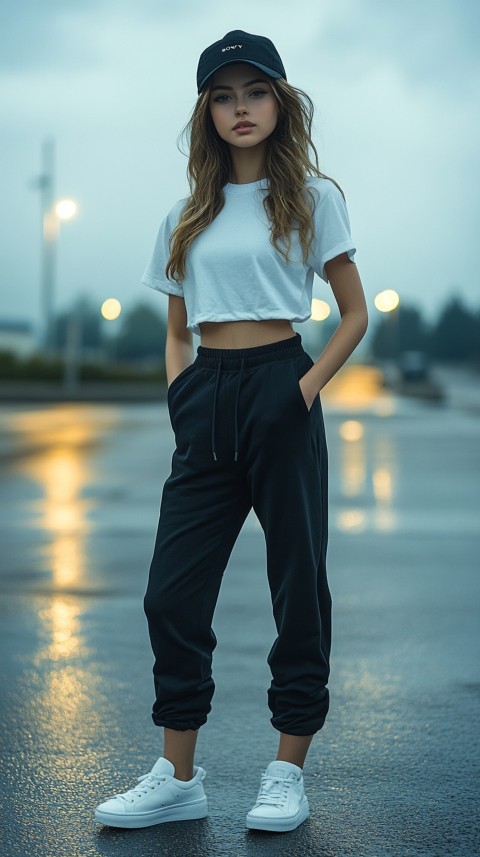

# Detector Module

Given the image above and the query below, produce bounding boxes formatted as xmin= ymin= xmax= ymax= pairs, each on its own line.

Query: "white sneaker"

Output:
xmin=246 ymin=760 xmax=309 ymax=832
xmin=95 ymin=756 xmax=207 ymax=828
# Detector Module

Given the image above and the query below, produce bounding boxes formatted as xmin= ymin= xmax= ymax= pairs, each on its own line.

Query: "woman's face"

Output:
xmin=208 ymin=62 xmax=278 ymax=149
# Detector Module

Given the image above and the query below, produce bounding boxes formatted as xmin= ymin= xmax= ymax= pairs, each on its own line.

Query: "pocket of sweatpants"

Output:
xmin=291 ymin=354 xmax=316 ymax=415
xmin=167 ymin=363 xmax=196 ymax=410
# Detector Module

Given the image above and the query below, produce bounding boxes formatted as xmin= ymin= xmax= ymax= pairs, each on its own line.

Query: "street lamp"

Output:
xmin=374 ymin=289 xmax=400 ymax=314
xmin=311 ymin=298 xmax=331 ymax=322
xmin=55 ymin=199 xmax=77 ymax=221
xmin=101 ymin=298 xmax=122 ymax=321
xmin=33 ymin=139 xmax=78 ymax=354
xmin=100 ymin=298 xmax=122 ymax=364
xmin=374 ymin=289 xmax=400 ymax=361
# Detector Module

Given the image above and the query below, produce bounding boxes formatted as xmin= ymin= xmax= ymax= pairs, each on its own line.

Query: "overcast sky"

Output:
xmin=1 ymin=0 xmax=479 ymax=339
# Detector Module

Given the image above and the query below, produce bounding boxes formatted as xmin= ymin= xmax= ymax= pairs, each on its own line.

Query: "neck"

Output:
xmin=228 ymin=143 xmax=267 ymax=184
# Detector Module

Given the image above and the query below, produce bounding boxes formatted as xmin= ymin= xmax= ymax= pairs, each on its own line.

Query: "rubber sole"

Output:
xmin=246 ymin=797 xmax=309 ymax=832
xmin=95 ymin=797 xmax=208 ymax=828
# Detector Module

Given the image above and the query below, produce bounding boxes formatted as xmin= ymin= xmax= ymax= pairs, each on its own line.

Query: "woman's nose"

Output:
xmin=235 ymin=98 xmax=248 ymax=114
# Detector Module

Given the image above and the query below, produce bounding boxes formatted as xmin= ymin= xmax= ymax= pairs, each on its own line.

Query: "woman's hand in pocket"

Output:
xmin=298 ymin=371 xmax=319 ymax=412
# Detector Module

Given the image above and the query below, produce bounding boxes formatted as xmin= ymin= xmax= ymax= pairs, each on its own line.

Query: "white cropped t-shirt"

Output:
xmin=141 ymin=176 xmax=356 ymax=336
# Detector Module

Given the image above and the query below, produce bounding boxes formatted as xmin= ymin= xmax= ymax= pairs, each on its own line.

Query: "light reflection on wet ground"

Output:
xmin=0 ymin=367 xmax=479 ymax=856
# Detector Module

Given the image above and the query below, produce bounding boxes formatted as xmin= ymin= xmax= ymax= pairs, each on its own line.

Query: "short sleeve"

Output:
xmin=141 ymin=198 xmax=188 ymax=297
xmin=307 ymin=178 xmax=356 ymax=283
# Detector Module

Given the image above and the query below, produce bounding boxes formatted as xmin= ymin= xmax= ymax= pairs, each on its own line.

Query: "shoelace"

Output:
xmin=115 ymin=773 xmax=168 ymax=804
xmin=255 ymin=774 xmax=292 ymax=808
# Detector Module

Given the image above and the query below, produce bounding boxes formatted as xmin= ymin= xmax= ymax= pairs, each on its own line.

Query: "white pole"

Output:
xmin=39 ymin=139 xmax=58 ymax=353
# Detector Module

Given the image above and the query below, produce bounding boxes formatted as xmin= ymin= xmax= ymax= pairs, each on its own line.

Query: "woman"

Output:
xmin=95 ymin=29 xmax=368 ymax=834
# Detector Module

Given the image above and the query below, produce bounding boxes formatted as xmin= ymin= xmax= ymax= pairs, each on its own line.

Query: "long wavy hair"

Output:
xmin=166 ymin=77 xmax=344 ymax=283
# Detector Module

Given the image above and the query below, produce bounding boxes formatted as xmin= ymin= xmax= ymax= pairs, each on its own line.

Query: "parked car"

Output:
xmin=398 ymin=350 xmax=430 ymax=383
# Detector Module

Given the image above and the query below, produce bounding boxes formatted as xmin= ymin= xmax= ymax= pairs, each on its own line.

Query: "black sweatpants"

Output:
xmin=143 ymin=332 xmax=331 ymax=736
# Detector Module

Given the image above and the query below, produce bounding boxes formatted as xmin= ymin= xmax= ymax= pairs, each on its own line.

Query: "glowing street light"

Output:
xmin=374 ymin=289 xmax=400 ymax=313
xmin=55 ymin=199 xmax=77 ymax=221
xmin=311 ymin=299 xmax=331 ymax=322
xmin=101 ymin=299 xmax=122 ymax=321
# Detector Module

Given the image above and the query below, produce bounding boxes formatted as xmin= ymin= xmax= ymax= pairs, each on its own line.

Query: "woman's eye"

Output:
xmin=212 ymin=89 xmax=267 ymax=104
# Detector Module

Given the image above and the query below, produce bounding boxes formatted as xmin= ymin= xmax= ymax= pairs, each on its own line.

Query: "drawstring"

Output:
xmin=211 ymin=355 xmax=245 ymax=463
xmin=234 ymin=356 xmax=245 ymax=462
xmin=203 ymin=334 xmax=302 ymax=463
xmin=211 ymin=356 xmax=222 ymax=462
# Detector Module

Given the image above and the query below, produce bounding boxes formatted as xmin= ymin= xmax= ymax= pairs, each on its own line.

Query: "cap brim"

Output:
xmin=198 ymin=60 xmax=282 ymax=93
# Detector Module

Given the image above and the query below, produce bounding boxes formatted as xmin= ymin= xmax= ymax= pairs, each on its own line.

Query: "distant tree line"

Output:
xmin=1 ymin=292 xmax=477 ymax=382
xmin=371 ymin=296 xmax=480 ymax=363
xmin=49 ymin=292 xmax=479 ymax=366
xmin=52 ymin=296 xmax=167 ymax=365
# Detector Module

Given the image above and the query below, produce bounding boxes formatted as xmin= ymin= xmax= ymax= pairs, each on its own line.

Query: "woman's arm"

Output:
xmin=165 ymin=295 xmax=194 ymax=387
xmin=299 ymin=253 xmax=369 ymax=408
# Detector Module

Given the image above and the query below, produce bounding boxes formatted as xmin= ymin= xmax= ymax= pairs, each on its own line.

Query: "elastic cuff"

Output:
xmin=152 ymin=713 xmax=208 ymax=731
xmin=270 ymin=717 xmax=326 ymax=736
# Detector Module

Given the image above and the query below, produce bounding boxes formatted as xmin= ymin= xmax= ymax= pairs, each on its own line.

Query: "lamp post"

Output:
xmin=374 ymin=289 xmax=400 ymax=362
xmin=33 ymin=139 xmax=77 ymax=354
xmin=101 ymin=298 xmax=122 ymax=364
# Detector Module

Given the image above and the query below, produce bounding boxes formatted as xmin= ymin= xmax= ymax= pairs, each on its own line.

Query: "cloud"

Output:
xmin=0 ymin=1 xmax=99 ymax=72
xmin=0 ymin=0 xmax=192 ymax=73
xmin=316 ymin=0 xmax=480 ymax=98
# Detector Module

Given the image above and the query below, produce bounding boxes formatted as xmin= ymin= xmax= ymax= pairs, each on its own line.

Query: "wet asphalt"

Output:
xmin=0 ymin=366 xmax=479 ymax=857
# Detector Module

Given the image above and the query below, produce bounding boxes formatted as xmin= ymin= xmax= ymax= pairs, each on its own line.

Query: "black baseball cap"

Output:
xmin=197 ymin=30 xmax=287 ymax=94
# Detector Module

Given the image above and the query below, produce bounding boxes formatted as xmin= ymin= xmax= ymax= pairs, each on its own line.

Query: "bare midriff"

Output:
xmin=198 ymin=319 xmax=296 ymax=350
